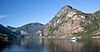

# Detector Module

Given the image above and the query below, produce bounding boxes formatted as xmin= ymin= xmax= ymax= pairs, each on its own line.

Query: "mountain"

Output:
xmin=7 ymin=26 xmax=17 ymax=32
xmin=15 ymin=22 xmax=44 ymax=35
xmin=43 ymin=5 xmax=100 ymax=38
xmin=0 ymin=24 xmax=18 ymax=40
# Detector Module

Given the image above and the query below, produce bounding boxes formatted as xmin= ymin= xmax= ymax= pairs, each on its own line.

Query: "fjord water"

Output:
xmin=0 ymin=38 xmax=100 ymax=52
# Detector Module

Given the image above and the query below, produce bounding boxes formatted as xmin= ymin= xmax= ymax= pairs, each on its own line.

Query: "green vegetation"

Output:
xmin=79 ymin=13 xmax=100 ymax=37
xmin=72 ymin=10 xmax=100 ymax=38
xmin=73 ymin=8 xmax=85 ymax=14
xmin=0 ymin=33 xmax=8 ymax=42
xmin=94 ymin=10 xmax=100 ymax=19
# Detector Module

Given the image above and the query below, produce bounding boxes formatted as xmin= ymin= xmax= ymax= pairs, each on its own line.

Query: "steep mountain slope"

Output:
xmin=7 ymin=26 xmax=17 ymax=32
xmin=0 ymin=24 xmax=18 ymax=39
xmin=15 ymin=22 xmax=44 ymax=35
xmin=43 ymin=5 xmax=100 ymax=37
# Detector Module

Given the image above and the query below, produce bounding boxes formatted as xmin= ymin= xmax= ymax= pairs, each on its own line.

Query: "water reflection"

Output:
xmin=1 ymin=38 xmax=100 ymax=52
xmin=43 ymin=39 xmax=84 ymax=52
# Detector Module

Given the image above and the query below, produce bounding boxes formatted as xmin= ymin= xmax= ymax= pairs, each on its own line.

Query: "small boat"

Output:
xmin=71 ymin=40 xmax=76 ymax=42
xmin=70 ymin=37 xmax=77 ymax=40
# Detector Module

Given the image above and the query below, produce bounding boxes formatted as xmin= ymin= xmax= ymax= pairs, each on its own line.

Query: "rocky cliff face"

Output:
xmin=43 ymin=5 xmax=100 ymax=37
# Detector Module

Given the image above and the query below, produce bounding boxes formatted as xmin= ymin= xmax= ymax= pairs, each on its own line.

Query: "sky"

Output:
xmin=0 ymin=0 xmax=100 ymax=27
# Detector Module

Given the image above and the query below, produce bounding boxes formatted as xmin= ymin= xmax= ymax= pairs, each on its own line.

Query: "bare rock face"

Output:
xmin=43 ymin=5 xmax=100 ymax=37
xmin=20 ymin=30 xmax=28 ymax=35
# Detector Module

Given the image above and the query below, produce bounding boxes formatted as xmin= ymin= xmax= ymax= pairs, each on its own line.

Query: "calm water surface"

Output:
xmin=0 ymin=38 xmax=100 ymax=52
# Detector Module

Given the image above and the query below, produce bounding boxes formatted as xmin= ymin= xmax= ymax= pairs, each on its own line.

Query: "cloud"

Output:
xmin=0 ymin=15 xmax=9 ymax=19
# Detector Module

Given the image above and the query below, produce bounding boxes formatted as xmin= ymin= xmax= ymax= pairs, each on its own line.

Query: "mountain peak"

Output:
xmin=62 ymin=5 xmax=73 ymax=9
xmin=25 ymin=22 xmax=44 ymax=26
xmin=55 ymin=5 xmax=74 ymax=17
xmin=43 ymin=5 xmax=100 ymax=37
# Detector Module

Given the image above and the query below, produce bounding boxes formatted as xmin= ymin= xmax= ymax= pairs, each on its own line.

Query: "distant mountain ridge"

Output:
xmin=7 ymin=26 xmax=17 ymax=32
xmin=7 ymin=22 xmax=44 ymax=35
